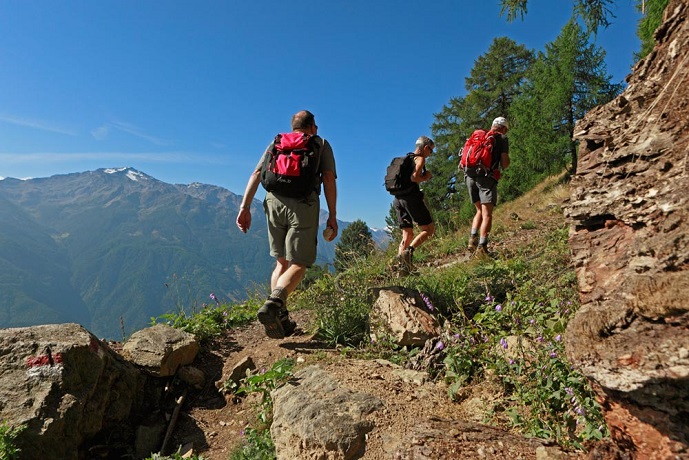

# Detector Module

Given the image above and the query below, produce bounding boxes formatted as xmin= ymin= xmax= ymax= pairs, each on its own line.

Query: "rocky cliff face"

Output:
xmin=564 ymin=0 xmax=689 ymax=457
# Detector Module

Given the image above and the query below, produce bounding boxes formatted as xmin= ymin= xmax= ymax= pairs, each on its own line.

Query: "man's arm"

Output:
xmin=412 ymin=156 xmax=432 ymax=183
xmin=322 ymin=170 xmax=338 ymax=238
xmin=500 ymin=138 xmax=510 ymax=170
xmin=236 ymin=169 xmax=261 ymax=233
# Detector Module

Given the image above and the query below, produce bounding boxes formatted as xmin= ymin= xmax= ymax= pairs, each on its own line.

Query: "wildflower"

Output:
xmin=420 ymin=293 xmax=435 ymax=311
xmin=483 ymin=335 xmax=489 ymax=343
xmin=537 ymin=336 xmax=544 ymax=342
xmin=555 ymin=334 xmax=562 ymax=342
xmin=509 ymin=359 xmax=515 ymax=365
xmin=495 ymin=304 xmax=502 ymax=312
xmin=485 ymin=293 xmax=494 ymax=302
xmin=435 ymin=341 xmax=445 ymax=351
xmin=223 ymin=311 xmax=228 ymax=317
xmin=565 ymin=387 xmax=574 ymax=395
xmin=550 ymin=351 xmax=557 ymax=358
xmin=210 ymin=293 xmax=220 ymax=306
xmin=500 ymin=338 xmax=508 ymax=349
xmin=453 ymin=333 xmax=460 ymax=340
xmin=529 ymin=319 xmax=535 ymax=325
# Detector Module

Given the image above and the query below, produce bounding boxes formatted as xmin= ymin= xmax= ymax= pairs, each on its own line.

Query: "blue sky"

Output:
xmin=0 ymin=0 xmax=641 ymax=229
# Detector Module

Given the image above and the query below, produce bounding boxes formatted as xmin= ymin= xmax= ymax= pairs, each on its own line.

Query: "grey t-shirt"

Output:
xmin=255 ymin=134 xmax=337 ymax=195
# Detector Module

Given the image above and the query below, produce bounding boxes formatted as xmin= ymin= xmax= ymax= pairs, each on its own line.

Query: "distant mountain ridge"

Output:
xmin=0 ymin=167 xmax=388 ymax=339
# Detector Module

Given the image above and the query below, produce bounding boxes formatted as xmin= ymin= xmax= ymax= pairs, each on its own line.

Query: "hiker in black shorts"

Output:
xmin=393 ymin=136 xmax=435 ymax=273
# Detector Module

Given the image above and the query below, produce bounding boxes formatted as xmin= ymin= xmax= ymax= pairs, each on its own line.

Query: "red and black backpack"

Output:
xmin=260 ymin=132 xmax=320 ymax=198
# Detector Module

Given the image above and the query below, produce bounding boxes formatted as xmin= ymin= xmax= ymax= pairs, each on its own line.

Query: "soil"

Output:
xmin=167 ymin=178 xmax=584 ymax=459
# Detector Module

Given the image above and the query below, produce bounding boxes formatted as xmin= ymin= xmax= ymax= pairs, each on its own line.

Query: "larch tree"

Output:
xmin=333 ymin=219 xmax=375 ymax=273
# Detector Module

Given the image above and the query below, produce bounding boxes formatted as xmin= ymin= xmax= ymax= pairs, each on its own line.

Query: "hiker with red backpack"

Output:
xmin=460 ymin=117 xmax=510 ymax=256
xmin=236 ymin=110 xmax=338 ymax=339
xmin=388 ymin=136 xmax=436 ymax=274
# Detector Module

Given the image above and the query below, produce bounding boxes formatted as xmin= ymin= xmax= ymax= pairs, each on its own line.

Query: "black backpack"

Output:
xmin=384 ymin=153 xmax=418 ymax=196
xmin=260 ymin=132 xmax=320 ymax=198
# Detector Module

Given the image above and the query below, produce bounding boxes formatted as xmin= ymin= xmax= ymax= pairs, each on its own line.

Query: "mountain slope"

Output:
xmin=0 ymin=167 xmax=376 ymax=339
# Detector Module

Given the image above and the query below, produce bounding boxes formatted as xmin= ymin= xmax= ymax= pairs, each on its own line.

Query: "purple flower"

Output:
xmin=420 ymin=293 xmax=434 ymax=311
xmin=509 ymin=359 xmax=515 ymax=365
xmin=485 ymin=293 xmax=493 ymax=302
xmin=565 ymin=387 xmax=574 ymax=395
xmin=529 ymin=319 xmax=535 ymax=325
xmin=550 ymin=351 xmax=557 ymax=358
xmin=500 ymin=338 xmax=508 ymax=349
xmin=210 ymin=293 xmax=220 ymax=305
xmin=537 ymin=336 xmax=544 ymax=342
xmin=555 ymin=334 xmax=562 ymax=342
xmin=495 ymin=304 xmax=502 ymax=312
xmin=435 ymin=341 xmax=445 ymax=351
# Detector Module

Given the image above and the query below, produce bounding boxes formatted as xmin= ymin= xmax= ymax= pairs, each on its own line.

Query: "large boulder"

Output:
xmin=121 ymin=323 xmax=200 ymax=376
xmin=564 ymin=0 xmax=689 ymax=457
xmin=0 ymin=323 xmax=146 ymax=460
xmin=370 ymin=287 xmax=442 ymax=347
xmin=270 ymin=365 xmax=383 ymax=459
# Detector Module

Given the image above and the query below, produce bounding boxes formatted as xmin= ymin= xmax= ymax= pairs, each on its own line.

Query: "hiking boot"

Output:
xmin=281 ymin=317 xmax=298 ymax=336
xmin=474 ymin=245 xmax=491 ymax=258
xmin=277 ymin=309 xmax=298 ymax=337
xmin=257 ymin=300 xmax=285 ymax=339
xmin=468 ymin=236 xmax=479 ymax=251
xmin=400 ymin=247 xmax=414 ymax=272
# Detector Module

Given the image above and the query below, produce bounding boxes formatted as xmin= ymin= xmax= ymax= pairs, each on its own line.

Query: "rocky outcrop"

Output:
xmin=0 ymin=323 xmax=201 ymax=459
xmin=0 ymin=323 xmax=146 ymax=459
xmin=564 ymin=0 xmax=689 ymax=457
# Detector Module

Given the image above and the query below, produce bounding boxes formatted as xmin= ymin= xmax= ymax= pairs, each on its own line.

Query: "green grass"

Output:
xmin=0 ymin=422 xmax=25 ymax=460
xmin=159 ymin=173 xmax=608 ymax=453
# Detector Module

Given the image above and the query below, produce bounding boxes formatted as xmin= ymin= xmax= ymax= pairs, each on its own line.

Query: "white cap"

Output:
xmin=492 ymin=117 xmax=509 ymax=129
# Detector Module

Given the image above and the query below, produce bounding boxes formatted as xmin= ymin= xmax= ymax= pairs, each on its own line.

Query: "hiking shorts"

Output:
xmin=264 ymin=192 xmax=320 ymax=267
xmin=393 ymin=190 xmax=433 ymax=229
xmin=465 ymin=174 xmax=498 ymax=205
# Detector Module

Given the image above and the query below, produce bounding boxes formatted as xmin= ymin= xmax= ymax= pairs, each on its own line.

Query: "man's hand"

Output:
xmin=326 ymin=216 xmax=338 ymax=240
xmin=236 ymin=208 xmax=252 ymax=233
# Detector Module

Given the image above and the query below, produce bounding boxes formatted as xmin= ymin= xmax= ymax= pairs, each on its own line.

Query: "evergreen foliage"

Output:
xmin=427 ymin=37 xmax=534 ymax=224
xmin=333 ymin=219 xmax=376 ymax=273
xmin=635 ymin=0 xmax=670 ymax=60
xmin=503 ymin=20 xmax=623 ymax=200
xmin=500 ymin=0 xmax=615 ymax=35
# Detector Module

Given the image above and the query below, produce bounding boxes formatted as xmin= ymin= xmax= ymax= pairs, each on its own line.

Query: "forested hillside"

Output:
xmin=0 ymin=168 xmax=364 ymax=339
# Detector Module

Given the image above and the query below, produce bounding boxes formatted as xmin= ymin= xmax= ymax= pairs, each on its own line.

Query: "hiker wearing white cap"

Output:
xmin=463 ymin=117 xmax=510 ymax=256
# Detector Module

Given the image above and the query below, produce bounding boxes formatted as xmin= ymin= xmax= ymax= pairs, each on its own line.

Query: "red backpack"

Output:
xmin=459 ymin=129 xmax=500 ymax=179
xmin=260 ymin=132 xmax=320 ymax=197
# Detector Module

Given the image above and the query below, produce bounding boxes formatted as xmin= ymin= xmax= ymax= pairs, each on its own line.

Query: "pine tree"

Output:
xmin=333 ymin=220 xmax=375 ymax=273
xmin=426 ymin=37 xmax=534 ymax=223
xmin=504 ymin=19 xmax=623 ymax=199
xmin=500 ymin=0 xmax=615 ymax=35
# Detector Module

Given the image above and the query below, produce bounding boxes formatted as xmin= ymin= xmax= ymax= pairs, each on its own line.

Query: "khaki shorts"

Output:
xmin=264 ymin=192 xmax=320 ymax=266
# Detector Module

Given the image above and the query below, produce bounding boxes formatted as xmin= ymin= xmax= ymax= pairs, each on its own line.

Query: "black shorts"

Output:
xmin=393 ymin=191 xmax=433 ymax=229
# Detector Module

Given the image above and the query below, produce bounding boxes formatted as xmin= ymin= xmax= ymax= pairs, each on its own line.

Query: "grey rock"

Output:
xmin=271 ymin=365 xmax=383 ymax=460
xmin=122 ymin=323 xmax=199 ymax=376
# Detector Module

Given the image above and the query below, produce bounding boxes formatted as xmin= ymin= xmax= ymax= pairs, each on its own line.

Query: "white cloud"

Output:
xmin=92 ymin=120 xmax=170 ymax=146
xmin=0 ymin=113 xmax=77 ymax=136
xmin=91 ymin=125 xmax=110 ymax=140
